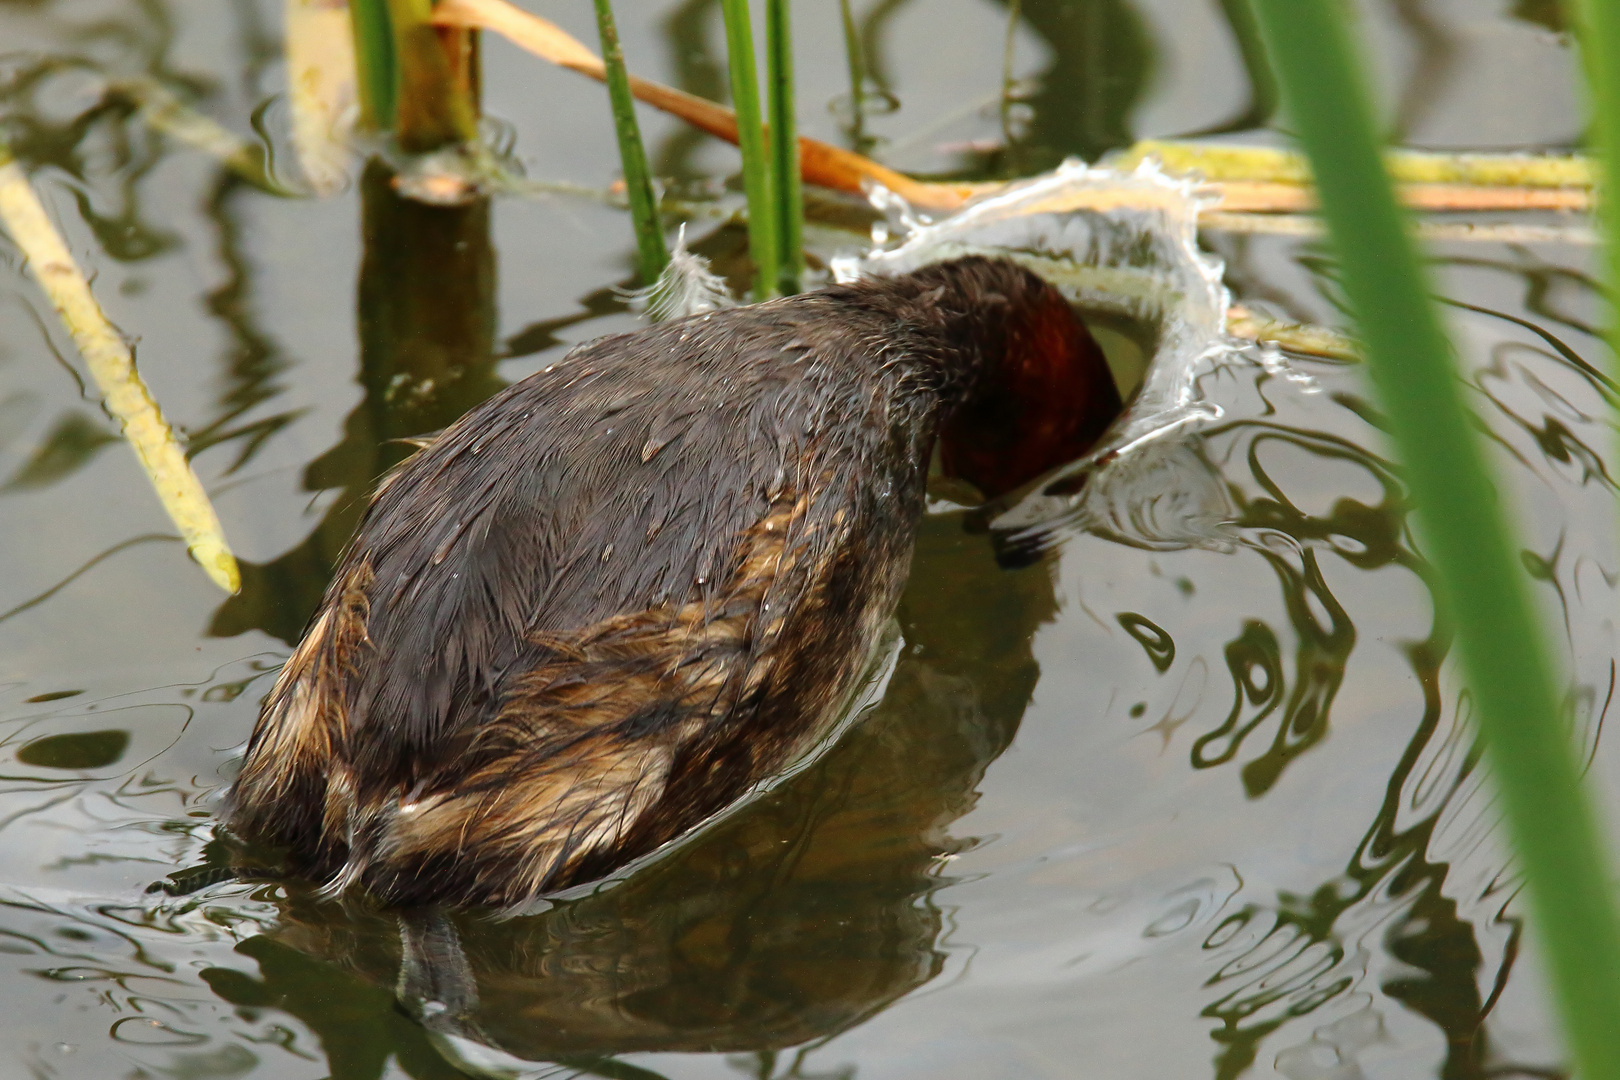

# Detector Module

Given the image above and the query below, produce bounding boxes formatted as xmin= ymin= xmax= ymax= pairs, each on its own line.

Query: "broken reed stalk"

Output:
xmin=348 ymin=0 xmax=478 ymax=150
xmin=766 ymin=0 xmax=804 ymax=294
xmin=1248 ymin=4 xmax=1620 ymax=1080
xmin=387 ymin=0 xmax=480 ymax=152
xmin=0 ymin=147 xmax=239 ymax=594
xmin=591 ymin=0 xmax=667 ymax=283
xmin=717 ymin=0 xmax=778 ymax=299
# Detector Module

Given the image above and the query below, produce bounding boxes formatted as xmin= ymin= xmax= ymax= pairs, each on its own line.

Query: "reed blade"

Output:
xmin=0 ymin=147 xmax=240 ymax=594
xmin=765 ymin=0 xmax=802 ymax=294
xmin=591 ymin=0 xmax=668 ymax=283
xmin=349 ymin=0 xmax=396 ymax=131
xmin=718 ymin=0 xmax=778 ymax=299
xmin=1244 ymin=3 xmax=1620 ymax=1079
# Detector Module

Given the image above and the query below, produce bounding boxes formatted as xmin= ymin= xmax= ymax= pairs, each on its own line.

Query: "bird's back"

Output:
xmin=229 ymin=294 xmax=942 ymax=908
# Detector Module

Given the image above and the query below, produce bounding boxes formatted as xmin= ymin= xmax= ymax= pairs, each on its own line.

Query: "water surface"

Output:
xmin=0 ymin=1 xmax=1605 ymax=1078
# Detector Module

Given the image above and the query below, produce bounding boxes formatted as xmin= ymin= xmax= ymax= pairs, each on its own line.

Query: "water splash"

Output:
xmin=838 ymin=158 xmax=1233 ymax=443
xmin=834 ymin=159 xmax=1305 ymax=550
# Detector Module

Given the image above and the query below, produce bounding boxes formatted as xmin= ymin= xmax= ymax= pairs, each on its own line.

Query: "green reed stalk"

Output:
xmin=1244 ymin=2 xmax=1620 ymax=1078
xmin=348 ymin=0 xmax=397 ymax=131
xmin=718 ymin=0 xmax=778 ymax=299
xmin=765 ymin=0 xmax=803 ymax=294
xmin=591 ymin=0 xmax=668 ymax=283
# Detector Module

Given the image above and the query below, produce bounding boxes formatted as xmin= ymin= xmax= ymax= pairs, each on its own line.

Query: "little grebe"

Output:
xmin=227 ymin=256 xmax=1121 ymax=909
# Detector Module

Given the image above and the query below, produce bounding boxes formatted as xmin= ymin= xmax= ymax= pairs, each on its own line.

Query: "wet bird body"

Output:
xmin=227 ymin=257 xmax=1119 ymax=909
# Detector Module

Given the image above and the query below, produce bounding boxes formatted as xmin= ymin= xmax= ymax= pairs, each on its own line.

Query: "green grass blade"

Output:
xmin=765 ymin=0 xmax=802 ymax=294
xmin=348 ymin=0 xmax=396 ymax=131
xmin=591 ymin=0 xmax=668 ymax=284
xmin=718 ymin=0 xmax=778 ymax=299
xmin=1244 ymin=2 xmax=1620 ymax=1078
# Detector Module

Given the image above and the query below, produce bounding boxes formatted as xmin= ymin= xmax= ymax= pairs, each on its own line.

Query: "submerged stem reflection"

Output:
xmin=211 ymin=161 xmax=501 ymax=643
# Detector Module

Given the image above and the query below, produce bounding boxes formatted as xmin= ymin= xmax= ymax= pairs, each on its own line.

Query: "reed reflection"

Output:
xmin=211 ymin=162 xmax=502 ymax=645
xmin=220 ymin=501 xmax=1059 ymax=1063
xmin=987 ymin=0 xmax=1150 ymax=172
xmin=1177 ymin=418 xmax=1511 ymax=1080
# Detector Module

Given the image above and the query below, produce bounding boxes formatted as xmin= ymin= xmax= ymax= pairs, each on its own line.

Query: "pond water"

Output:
xmin=0 ymin=0 xmax=1606 ymax=1078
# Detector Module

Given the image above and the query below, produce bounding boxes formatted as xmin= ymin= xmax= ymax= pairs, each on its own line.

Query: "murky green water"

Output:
xmin=0 ymin=0 xmax=1605 ymax=1077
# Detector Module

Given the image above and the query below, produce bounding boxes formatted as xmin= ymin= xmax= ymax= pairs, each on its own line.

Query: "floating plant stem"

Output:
xmin=1223 ymin=306 xmax=1359 ymax=362
xmin=1201 ymin=211 xmax=1597 ymax=246
xmin=717 ymin=0 xmax=778 ymax=299
xmin=765 ymin=0 xmax=803 ymax=294
xmin=0 ymin=146 xmax=240 ymax=594
xmin=591 ymin=0 xmax=667 ymax=283
xmin=1245 ymin=4 xmax=1620 ymax=1080
xmin=348 ymin=0 xmax=396 ymax=131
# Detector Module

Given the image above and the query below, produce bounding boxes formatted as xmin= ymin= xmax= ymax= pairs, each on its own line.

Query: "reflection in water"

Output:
xmin=1384 ymin=0 xmax=1457 ymax=144
xmin=1189 ymin=427 xmax=1377 ymax=797
xmin=988 ymin=0 xmax=1152 ymax=171
xmin=243 ymin=504 xmax=1057 ymax=1062
xmin=653 ymin=0 xmax=726 ymax=184
xmin=210 ymin=162 xmax=502 ymax=644
xmin=183 ymin=172 xmax=301 ymax=470
xmin=1184 ymin=0 xmax=1278 ymax=137
xmin=1179 ymin=421 xmax=1453 ymax=1078
xmin=0 ymin=1 xmax=1609 ymax=1077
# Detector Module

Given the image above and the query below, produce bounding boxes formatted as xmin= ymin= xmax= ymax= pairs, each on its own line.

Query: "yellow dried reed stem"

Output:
xmin=0 ymin=151 xmax=240 ymax=594
xmin=1113 ymin=138 xmax=1592 ymax=189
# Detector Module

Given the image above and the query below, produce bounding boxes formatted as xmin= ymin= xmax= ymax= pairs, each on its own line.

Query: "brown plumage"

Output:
xmin=226 ymin=256 xmax=1120 ymax=909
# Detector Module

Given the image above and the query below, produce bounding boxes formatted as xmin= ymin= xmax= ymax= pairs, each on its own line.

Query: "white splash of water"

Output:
xmin=831 ymin=158 xmax=1275 ymax=544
